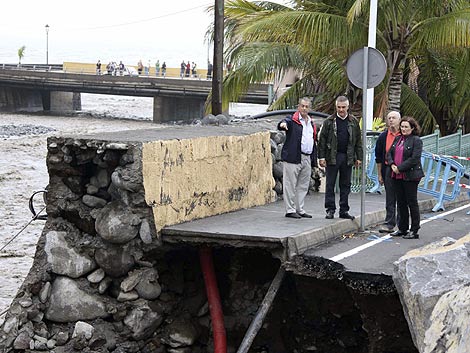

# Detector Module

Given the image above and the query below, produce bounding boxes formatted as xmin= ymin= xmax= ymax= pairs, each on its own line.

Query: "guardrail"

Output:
xmin=363 ymin=129 xmax=470 ymax=211
xmin=1 ymin=63 xmax=63 ymax=71
xmin=418 ymin=152 xmax=467 ymax=211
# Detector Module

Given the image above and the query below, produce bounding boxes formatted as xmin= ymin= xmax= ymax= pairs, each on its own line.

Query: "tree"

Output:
xmin=17 ymin=45 xmax=26 ymax=65
xmin=221 ymin=0 xmax=470 ymax=134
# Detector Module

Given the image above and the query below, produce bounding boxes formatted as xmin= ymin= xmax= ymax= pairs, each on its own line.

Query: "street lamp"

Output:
xmin=45 ymin=24 xmax=49 ymax=65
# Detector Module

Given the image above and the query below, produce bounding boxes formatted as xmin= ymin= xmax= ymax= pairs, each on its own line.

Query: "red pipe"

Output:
xmin=199 ymin=247 xmax=227 ymax=353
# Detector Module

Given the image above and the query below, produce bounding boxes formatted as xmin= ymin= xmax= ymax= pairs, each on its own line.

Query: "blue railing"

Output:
xmin=363 ymin=127 xmax=470 ymax=211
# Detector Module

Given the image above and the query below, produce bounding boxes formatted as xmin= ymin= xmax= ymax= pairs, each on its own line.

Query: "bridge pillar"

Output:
xmin=153 ymin=96 xmax=205 ymax=123
xmin=49 ymin=92 xmax=82 ymax=112
xmin=0 ymin=87 xmax=43 ymax=112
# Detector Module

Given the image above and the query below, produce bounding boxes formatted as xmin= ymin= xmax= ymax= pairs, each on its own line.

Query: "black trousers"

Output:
xmin=384 ymin=166 xmax=399 ymax=228
xmin=391 ymin=178 xmax=420 ymax=232
xmin=324 ymin=152 xmax=352 ymax=214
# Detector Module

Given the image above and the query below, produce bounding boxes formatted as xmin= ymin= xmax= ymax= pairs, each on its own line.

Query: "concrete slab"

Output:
xmin=162 ymin=191 xmax=439 ymax=260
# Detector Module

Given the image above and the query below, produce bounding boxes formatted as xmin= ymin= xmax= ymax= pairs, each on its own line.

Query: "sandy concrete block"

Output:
xmin=142 ymin=131 xmax=275 ymax=229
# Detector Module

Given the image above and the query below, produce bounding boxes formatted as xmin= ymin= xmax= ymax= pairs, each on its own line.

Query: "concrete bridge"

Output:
xmin=0 ymin=67 xmax=271 ymax=122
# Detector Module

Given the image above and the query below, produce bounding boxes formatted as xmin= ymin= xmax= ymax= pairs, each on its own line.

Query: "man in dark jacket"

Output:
xmin=375 ymin=111 xmax=401 ymax=232
xmin=318 ymin=96 xmax=362 ymax=220
xmin=278 ymin=97 xmax=317 ymax=219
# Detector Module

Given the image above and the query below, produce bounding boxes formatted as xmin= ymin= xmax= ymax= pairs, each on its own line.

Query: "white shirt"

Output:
xmin=300 ymin=115 xmax=314 ymax=154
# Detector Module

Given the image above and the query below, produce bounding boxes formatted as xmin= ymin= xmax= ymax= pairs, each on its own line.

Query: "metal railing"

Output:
xmin=357 ymin=126 xmax=470 ymax=193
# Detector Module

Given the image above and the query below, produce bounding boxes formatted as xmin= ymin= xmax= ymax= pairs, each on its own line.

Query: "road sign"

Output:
xmin=346 ymin=47 xmax=387 ymax=88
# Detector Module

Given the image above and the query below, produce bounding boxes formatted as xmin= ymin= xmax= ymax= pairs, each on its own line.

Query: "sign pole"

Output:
xmin=360 ymin=47 xmax=369 ymax=231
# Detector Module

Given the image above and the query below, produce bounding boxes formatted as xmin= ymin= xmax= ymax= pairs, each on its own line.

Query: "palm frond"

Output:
xmin=411 ymin=9 xmax=470 ymax=50
xmin=400 ymin=84 xmax=436 ymax=134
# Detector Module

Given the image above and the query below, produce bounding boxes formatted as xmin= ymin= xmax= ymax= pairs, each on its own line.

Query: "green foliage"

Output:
xmin=17 ymin=45 xmax=26 ymax=65
xmin=358 ymin=117 xmax=386 ymax=132
xmin=216 ymin=0 xmax=470 ymax=134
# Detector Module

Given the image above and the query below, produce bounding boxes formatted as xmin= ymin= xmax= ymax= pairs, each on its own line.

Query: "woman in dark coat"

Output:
xmin=387 ymin=117 xmax=424 ymax=239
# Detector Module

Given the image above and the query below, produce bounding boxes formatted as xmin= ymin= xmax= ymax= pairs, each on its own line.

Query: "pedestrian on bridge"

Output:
xmin=375 ymin=111 xmax=401 ymax=233
xmin=278 ymin=97 xmax=317 ymax=219
xmin=96 ymin=60 xmax=101 ymax=75
xmin=155 ymin=60 xmax=160 ymax=76
xmin=387 ymin=116 xmax=424 ymax=239
xmin=318 ymin=96 xmax=362 ymax=220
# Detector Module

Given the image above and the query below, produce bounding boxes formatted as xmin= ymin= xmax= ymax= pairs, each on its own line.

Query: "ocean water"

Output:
xmin=80 ymin=93 xmax=269 ymax=121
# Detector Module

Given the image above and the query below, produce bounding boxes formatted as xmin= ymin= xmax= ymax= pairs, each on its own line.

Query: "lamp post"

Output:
xmin=45 ymin=24 xmax=49 ymax=65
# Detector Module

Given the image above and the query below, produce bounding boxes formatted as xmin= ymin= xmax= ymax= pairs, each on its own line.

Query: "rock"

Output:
xmin=121 ymin=269 xmax=144 ymax=292
xmin=13 ymin=331 xmax=31 ymax=350
xmin=423 ymin=285 xmax=470 ymax=353
xmin=135 ymin=268 xmax=162 ymax=300
xmin=117 ymin=290 xmax=139 ymax=302
xmin=272 ymin=162 xmax=283 ymax=179
xmin=87 ymin=268 xmax=106 ymax=284
xmin=111 ymin=167 xmax=141 ymax=193
xmin=98 ymin=277 xmax=113 ymax=294
xmin=3 ymin=316 xmax=18 ymax=334
xmin=55 ymin=331 xmax=69 ymax=346
xmin=72 ymin=321 xmax=94 ymax=340
xmin=393 ymin=235 xmax=470 ymax=352
xmin=95 ymin=201 xmax=141 ymax=244
xmin=162 ymin=317 xmax=199 ymax=348
xmin=39 ymin=282 xmax=51 ymax=303
xmin=123 ymin=300 xmax=164 ymax=340
xmin=139 ymin=218 xmax=153 ymax=244
xmin=82 ymin=194 xmax=107 ymax=208
xmin=95 ymin=244 xmax=135 ymax=278
xmin=44 ymin=231 xmax=97 ymax=278
xmin=45 ymin=277 xmax=109 ymax=322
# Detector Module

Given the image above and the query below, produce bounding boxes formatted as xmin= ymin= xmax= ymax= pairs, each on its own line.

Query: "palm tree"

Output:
xmin=220 ymin=0 xmax=470 ymax=134
xmin=17 ymin=45 xmax=26 ymax=66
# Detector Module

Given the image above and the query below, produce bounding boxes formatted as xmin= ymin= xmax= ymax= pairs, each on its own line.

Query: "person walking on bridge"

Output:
xmin=318 ymin=96 xmax=362 ymax=220
xmin=387 ymin=117 xmax=424 ymax=239
xmin=375 ymin=111 xmax=401 ymax=233
xmin=278 ymin=97 xmax=317 ymax=219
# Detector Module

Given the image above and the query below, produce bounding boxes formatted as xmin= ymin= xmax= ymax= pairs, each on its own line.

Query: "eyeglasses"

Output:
xmin=400 ymin=126 xmax=412 ymax=130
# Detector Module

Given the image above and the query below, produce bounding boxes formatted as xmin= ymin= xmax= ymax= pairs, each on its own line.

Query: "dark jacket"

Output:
xmin=374 ymin=129 xmax=389 ymax=180
xmin=317 ymin=113 xmax=362 ymax=166
xmin=387 ymin=134 xmax=424 ymax=181
xmin=277 ymin=112 xmax=317 ymax=167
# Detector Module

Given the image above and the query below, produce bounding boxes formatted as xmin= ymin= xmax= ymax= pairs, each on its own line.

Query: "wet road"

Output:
xmin=305 ymin=202 xmax=470 ymax=275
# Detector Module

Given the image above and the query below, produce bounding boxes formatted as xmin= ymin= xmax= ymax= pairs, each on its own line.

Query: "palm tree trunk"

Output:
xmin=388 ymin=68 xmax=403 ymax=113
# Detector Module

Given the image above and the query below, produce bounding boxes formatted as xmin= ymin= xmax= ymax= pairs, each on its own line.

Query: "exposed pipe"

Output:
xmin=236 ymin=265 xmax=286 ymax=353
xmin=199 ymin=247 xmax=227 ymax=353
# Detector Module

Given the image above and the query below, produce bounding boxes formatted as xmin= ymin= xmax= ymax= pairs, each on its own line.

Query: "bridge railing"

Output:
xmin=1 ymin=63 xmax=63 ymax=71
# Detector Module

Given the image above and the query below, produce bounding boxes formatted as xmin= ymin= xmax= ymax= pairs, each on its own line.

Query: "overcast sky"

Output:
xmin=0 ymin=0 xmax=215 ymax=67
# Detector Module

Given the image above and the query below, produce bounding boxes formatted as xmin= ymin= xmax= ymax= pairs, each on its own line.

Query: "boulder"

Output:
xmin=45 ymin=277 xmax=109 ymax=323
xmin=44 ymin=231 xmax=96 ymax=278
xmin=393 ymin=235 xmax=470 ymax=352
xmin=95 ymin=201 xmax=141 ymax=244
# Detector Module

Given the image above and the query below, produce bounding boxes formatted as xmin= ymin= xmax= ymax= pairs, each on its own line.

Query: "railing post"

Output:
xmin=268 ymin=84 xmax=274 ymax=105
xmin=435 ymin=124 xmax=440 ymax=154
xmin=458 ymin=125 xmax=463 ymax=157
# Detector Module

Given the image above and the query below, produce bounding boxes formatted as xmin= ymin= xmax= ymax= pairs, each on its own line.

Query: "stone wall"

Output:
xmin=0 ymin=127 xmax=277 ymax=352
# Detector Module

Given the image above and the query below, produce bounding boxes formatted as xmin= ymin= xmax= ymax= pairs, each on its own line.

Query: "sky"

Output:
xmin=0 ymin=0 xmax=215 ymax=68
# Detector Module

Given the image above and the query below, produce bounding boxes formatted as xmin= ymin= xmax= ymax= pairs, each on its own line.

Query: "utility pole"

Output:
xmin=211 ymin=0 xmax=224 ymax=115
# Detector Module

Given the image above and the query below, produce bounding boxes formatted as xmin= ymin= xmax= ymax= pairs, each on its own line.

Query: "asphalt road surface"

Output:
xmin=304 ymin=202 xmax=470 ymax=276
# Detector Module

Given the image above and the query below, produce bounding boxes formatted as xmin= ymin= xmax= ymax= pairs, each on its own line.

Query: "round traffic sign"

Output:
xmin=346 ymin=47 xmax=387 ymax=88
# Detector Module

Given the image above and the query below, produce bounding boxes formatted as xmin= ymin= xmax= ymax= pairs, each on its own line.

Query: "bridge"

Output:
xmin=0 ymin=66 xmax=271 ymax=122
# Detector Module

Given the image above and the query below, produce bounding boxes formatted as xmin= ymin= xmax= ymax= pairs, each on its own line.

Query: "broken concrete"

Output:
xmin=393 ymin=234 xmax=470 ymax=352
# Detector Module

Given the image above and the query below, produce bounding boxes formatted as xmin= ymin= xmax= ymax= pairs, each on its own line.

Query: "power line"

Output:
xmin=70 ymin=3 xmax=212 ymax=32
